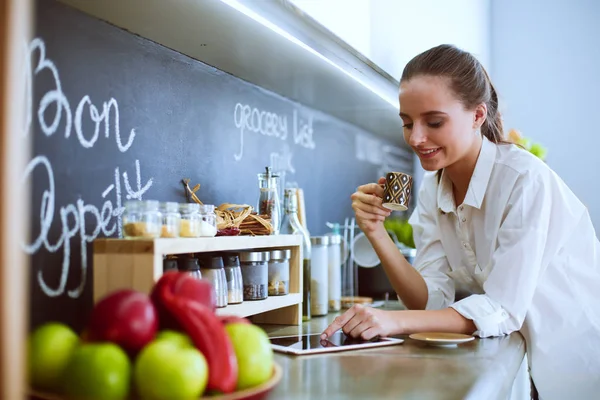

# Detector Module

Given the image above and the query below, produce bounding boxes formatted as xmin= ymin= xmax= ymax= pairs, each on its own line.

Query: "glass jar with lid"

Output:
xmin=199 ymin=255 xmax=228 ymax=308
xmin=198 ymin=204 xmax=218 ymax=237
xmin=268 ymin=249 xmax=291 ymax=296
xmin=223 ymin=254 xmax=244 ymax=304
xmin=122 ymin=200 xmax=162 ymax=238
xmin=160 ymin=202 xmax=181 ymax=238
xmin=239 ymin=251 xmax=270 ymax=300
xmin=179 ymin=203 xmax=202 ymax=237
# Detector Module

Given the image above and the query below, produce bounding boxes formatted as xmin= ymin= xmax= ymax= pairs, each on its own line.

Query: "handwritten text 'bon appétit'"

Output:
xmin=233 ymin=103 xmax=316 ymax=161
xmin=22 ymin=38 xmax=153 ymax=299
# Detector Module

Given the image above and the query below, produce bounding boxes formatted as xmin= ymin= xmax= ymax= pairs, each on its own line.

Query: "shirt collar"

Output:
xmin=437 ymin=136 xmax=497 ymax=213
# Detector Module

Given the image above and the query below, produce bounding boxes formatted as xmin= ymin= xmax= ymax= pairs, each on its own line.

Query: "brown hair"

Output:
xmin=401 ymin=44 xmax=505 ymax=144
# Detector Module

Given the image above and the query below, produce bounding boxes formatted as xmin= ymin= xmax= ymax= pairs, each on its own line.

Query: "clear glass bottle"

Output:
xmin=179 ymin=203 xmax=202 ymax=237
xmin=280 ymin=188 xmax=312 ymax=321
xmin=223 ymin=254 xmax=244 ymax=304
xmin=199 ymin=255 xmax=228 ymax=308
xmin=198 ymin=204 xmax=218 ymax=237
xmin=122 ymin=200 xmax=162 ymax=238
xmin=160 ymin=202 xmax=181 ymax=238
xmin=257 ymin=167 xmax=281 ymax=235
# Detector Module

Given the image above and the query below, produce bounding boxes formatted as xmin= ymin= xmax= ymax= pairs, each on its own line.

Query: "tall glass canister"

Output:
xmin=257 ymin=166 xmax=281 ymax=235
xmin=310 ymin=236 xmax=329 ymax=317
xmin=327 ymin=234 xmax=342 ymax=312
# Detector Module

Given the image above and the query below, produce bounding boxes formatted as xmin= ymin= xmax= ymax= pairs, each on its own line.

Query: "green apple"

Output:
xmin=225 ymin=323 xmax=273 ymax=390
xmin=28 ymin=322 xmax=79 ymax=392
xmin=62 ymin=343 xmax=131 ymax=400
xmin=134 ymin=340 xmax=208 ymax=400
xmin=154 ymin=330 xmax=193 ymax=348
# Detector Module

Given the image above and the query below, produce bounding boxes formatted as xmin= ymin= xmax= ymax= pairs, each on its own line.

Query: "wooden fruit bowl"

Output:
xmin=30 ymin=361 xmax=282 ymax=400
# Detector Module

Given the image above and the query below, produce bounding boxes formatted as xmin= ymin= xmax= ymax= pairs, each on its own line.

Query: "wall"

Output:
xmin=291 ymin=0 xmax=492 ymax=190
xmin=491 ymin=0 xmax=600 ymax=230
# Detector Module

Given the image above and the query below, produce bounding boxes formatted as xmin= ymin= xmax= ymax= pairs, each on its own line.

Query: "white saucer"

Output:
xmin=409 ymin=332 xmax=475 ymax=347
xmin=382 ymin=202 xmax=408 ymax=211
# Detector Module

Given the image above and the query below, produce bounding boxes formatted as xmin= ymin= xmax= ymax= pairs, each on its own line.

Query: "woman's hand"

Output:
xmin=352 ymin=177 xmax=391 ymax=236
xmin=321 ymin=304 xmax=401 ymax=341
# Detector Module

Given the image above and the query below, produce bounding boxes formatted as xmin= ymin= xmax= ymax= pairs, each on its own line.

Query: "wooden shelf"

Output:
xmin=93 ymin=235 xmax=304 ymax=325
xmin=215 ymin=293 xmax=301 ymax=317
xmin=94 ymin=235 xmax=302 ymax=256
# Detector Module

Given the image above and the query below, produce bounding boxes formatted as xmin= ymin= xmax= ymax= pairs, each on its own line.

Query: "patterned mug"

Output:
xmin=382 ymin=171 xmax=413 ymax=211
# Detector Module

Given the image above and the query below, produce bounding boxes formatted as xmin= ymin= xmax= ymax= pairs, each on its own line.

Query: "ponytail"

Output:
xmin=481 ymin=71 xmax=505 ymax=143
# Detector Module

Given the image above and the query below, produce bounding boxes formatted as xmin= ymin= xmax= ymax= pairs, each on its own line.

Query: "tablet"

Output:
xmin=270 ymin=332 xmax=404 ymax=355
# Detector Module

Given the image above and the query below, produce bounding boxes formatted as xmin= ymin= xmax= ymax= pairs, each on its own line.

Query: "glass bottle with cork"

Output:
xmin=257 ymin=167 xmax=281 ymax=235
xmin=280 ymin=188 xmax=312 ymax=321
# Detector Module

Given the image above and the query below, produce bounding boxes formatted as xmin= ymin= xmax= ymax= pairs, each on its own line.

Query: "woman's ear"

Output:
xmin=473 ymin=103 xmax=487 ymax=129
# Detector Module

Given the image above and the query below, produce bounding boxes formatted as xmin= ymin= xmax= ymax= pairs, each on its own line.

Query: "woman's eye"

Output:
xmin=402 ymin=123 xmax=413 ymax=129
xmin=428 ymin=121 xmax=443 ymax=128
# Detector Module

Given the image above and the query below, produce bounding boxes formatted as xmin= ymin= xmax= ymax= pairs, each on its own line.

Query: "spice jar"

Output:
xmin=310 ymin=236 xmax=329 ymax=316
xmin=239 ymin=251 xmax=269 ymax=300
xmin=223 ymin=254 xmax=244 ymax=304
xmin=268 ymin=249 xmax=291 ymax=296
xmin=179 ymin=256 xmax=202 ymax=281
xmin=122 ymin=200 xmax=162 ymax=238
xmin=199 ymin=255 xmax=228 ymax=308
xmin=160 ymin=202 xmax=181 ymax=238
xmin=198 ymin=204 xmax=218 ymax=237
xmin=179 ymin=203 xmax=202 ymax=237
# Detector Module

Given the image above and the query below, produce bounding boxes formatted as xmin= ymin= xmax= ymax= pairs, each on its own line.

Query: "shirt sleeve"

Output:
xmin=450 ymin=169 xmax=567 ymax=337
xmin=408 ymin=174 xmax=455 ymax=310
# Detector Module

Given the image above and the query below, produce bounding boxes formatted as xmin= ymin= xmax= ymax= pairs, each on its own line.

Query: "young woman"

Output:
xmin=322 ymin=44 xmax=600 ymax=400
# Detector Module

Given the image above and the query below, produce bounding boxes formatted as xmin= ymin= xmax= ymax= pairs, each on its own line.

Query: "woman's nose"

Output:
xmin=408 ymin=125 xmax=427 ymax=147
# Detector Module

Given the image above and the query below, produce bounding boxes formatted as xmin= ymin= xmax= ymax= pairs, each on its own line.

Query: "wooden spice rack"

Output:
xmin=93 ymin=235 xmax=304 ymax=325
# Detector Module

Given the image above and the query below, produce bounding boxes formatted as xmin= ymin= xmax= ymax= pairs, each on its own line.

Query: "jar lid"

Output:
xmin=198 ymin=255 xmax=224 ymax=269
xmin=239 ymin=251 xmax=270 ymax=263
xmin=269 ymin=249 xmax=291 ymax=261
xmin=161 ymin=201 xmax=179 ymax=212
xmin=199 ymin=204 xmax=215 ymax=213
xmin=327 ymin=234 xmax=342 ymax=245
xmin=180 ymin=257 xmax=200 ymax=271
xmin=179 ymin=203 xmax=200 ymax=212
xmin=125 ymin=200 xmax=160 ymax=211
xmin=310 ymin=236 xmax=330 ymax=246
xmin=222 ymin=254 xmax=241 ymax=268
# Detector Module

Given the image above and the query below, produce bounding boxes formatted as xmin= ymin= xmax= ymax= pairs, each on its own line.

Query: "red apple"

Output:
xmin=150 ymin=272 xmax=216 ymax=331
xmin=87 ymin=289 xmax=158 ymax=355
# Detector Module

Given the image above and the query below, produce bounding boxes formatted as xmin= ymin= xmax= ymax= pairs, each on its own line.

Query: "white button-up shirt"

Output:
xmin=408 ymin=136 xmax=600 ymax=400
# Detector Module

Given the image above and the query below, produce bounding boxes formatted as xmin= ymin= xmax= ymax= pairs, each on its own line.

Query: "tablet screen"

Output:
xmin=270 ymin=332 xmax=384 ymax=350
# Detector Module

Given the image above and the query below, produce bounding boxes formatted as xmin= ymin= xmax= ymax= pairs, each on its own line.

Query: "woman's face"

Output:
xmin=399 ymin=75 xmax=484 ymax=172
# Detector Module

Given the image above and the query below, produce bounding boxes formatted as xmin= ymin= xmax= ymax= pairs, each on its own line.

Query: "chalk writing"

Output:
xmin=23 ymin=37 xmax=152 ymax=298
xmin=233 ymin=102 xmax=316 ymax=161
xmin=26 ymin=38 xmax=136 ymax=152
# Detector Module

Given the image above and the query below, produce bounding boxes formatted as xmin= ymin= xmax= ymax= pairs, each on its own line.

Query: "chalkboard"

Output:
xmin=25 ymin=0 xmax=413 ymax=331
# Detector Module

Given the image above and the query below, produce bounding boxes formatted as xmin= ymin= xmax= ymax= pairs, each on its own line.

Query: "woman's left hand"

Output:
xmin=321 ymin=304 xmax=401 ymax=341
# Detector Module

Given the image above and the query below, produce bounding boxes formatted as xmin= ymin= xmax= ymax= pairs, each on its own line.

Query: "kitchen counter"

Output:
xmin=259 ymin=307 xmax=526 ymax=400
